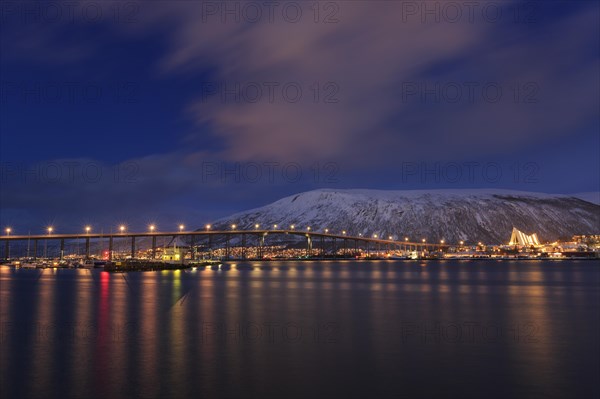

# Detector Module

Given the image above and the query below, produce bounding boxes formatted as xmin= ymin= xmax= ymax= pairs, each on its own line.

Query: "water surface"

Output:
xmin=1 ymin=260 xmax=598 ymax=398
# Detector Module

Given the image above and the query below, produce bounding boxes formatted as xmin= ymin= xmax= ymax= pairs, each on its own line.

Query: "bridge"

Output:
xmin=0 ymin=229 xmax=449 ymax=260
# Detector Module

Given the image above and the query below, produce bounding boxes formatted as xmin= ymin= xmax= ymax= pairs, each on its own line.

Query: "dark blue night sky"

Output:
xmin=1 ymin=0 xmax=598 ymax=233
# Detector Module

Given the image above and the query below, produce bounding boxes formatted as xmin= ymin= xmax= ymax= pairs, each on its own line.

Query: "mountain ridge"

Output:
xmin=211 ymin=188 xmax=600 ymax=244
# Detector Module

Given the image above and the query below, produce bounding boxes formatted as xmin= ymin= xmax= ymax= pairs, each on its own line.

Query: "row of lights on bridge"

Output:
xmin=221 ymin=224 xmax=448 ymax=244
xmin=3 ymin=225 xmax=456 ymax=245
xmin=3 ymin=225 xmax=186 ymax=236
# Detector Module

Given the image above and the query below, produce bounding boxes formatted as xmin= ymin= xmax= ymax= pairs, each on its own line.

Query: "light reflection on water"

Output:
xmin=0 ymin=260 xmax=598 ymax=399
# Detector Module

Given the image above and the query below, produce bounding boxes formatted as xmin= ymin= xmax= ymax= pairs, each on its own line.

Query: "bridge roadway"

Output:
xmin=0 ymin=229 xmax=449 ymax=260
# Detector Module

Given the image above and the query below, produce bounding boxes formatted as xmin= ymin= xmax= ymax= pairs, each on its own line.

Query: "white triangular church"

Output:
xmin=509 ymin=227 xmax=540 ymax=246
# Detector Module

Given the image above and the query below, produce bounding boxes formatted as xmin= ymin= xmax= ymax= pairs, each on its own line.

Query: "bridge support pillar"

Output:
xmin=333 ymin=238 xmax=336 ymax=258
xmin=259 ymin=234 xmax=265 ymax=259
xmin=242 ymin=234 xmax=246 ymax=259
xmin=4 ymin=241 xmax=9 ymax=260
xmin=320 ymin=236 xmax=324 ymax=258
xmin=306 ymin=235 xmax=312 ymax=257
xmin=151 ymin=236 xmax=157 ymax=259
xmin=131 ymin=237 xmax=136 ymax=259
xmin=85 ymin=237 xmax=90 ymax=259
xmin=108 ymin=237 xmax=113 ymax=260
xmin=33 ymin=239 xmax=38 ymax=260
xmin=225 ymin=234 xmax=230 ymax=259
xmin=59 ymin=239 xmax=64 ymax=260
xmin=190 ymin=235 xmax=195 ymax=260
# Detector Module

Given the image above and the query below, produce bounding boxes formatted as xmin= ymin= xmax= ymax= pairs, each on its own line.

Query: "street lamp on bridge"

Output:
xmin=205 ymin=224 xmax=211 ymax=231
xmin=179 ymin=224 xmax=185 ymax=232
xmin=149 ymin=224 xmax=156 ymax=233
xmin=119 ymin=225 xmax=126 ymax=234
xmin=85 ymin=226 xmax=91 ymax=234
xmin=5 ymin=227 xmax=11 ymax=236
xmin=45 ymin=226 xmax=53 ymax=259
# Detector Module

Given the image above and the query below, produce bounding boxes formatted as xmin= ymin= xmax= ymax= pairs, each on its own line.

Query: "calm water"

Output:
xmin=1 ymin=260 xmax=598 ymax=399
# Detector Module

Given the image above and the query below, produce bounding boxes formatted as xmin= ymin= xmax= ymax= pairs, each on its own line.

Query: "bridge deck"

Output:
xmin=0 ymin=230 xmax=448 ymax=247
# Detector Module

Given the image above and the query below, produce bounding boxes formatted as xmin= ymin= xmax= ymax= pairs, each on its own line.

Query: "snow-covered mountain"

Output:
xmin=211 ymin=189 xmax=600 ymax=244
xmin=573 ymin=192 xmax=600 ymax=205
